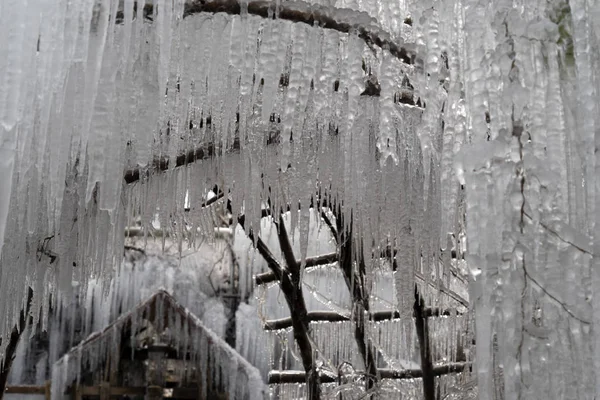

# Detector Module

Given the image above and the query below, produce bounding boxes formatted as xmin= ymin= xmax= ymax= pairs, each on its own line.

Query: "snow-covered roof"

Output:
xmin=52 ymin=290 xmax=266 ymax=400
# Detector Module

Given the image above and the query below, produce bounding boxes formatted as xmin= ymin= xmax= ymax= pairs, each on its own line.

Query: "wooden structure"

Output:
xmin=48 ymin=290 xmax=262 ymax=400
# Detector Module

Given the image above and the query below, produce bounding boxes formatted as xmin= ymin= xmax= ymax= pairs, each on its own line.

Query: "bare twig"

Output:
xmin=523 ymin=211 xmax=593 ymax=256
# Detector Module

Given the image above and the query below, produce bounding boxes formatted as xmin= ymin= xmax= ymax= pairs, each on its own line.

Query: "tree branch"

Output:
xmin=255 ymin=252 xmax=469 ymax=308
xmin=180 ymin=0 xmax=418 ymax=66
xmin=263 ymin=307 xmax=462 ymax=330
xmin=267 ymin=363 xmax=469 ymax=384
xmin=239 ymin=214 xmax=320 ymax=399
xmin=414 ymin=286 xmax=435 ymax=400
xmin=333 ymin=209 xmax=380 ymax=391
xmin=0 ymin=287 xmax=34 ymax=395
xmin=273 ymin=215 xmax=321 ymax=399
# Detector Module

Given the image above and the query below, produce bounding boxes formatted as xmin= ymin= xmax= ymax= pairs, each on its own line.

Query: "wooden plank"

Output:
xmin=5 ymin=385 xmax=46 ymax=394
xmin=81 ymin=385 xmax=146 ymax=396
xmin=171 ymin=387 xmax=203 ymax=399
xmin=109 ymin=387 xmax=146 ymax=395
xmin=99 ymin=382 xmax=111 ymax=400
xmin=71 ymin=384 xmax=83 ymax=400
xmin=75 ymin=385 xmax=200 ymax=398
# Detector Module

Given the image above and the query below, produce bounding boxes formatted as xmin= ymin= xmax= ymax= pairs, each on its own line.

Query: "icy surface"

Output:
xmin=0 ymin=0 xmax=597 ymax=399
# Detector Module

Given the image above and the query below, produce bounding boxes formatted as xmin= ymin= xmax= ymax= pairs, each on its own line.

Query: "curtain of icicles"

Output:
xmin=0 ymin=0 xmax=598 ymax=399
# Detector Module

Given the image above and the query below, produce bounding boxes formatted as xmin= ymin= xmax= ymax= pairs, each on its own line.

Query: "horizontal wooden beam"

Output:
xmin=5 ymin=385 xmax=46 ymax=394
xmin=267 ymin=362 xmax=470 ymax=384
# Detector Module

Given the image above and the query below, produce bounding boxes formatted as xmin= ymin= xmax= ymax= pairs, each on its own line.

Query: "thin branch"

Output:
xmin=267 ymin=363 xmax=469 ymax=384
xmin=522 ymin=264 xmax=590 ymax=325
xmin=523 ymin=211 xmax=593 ymax=256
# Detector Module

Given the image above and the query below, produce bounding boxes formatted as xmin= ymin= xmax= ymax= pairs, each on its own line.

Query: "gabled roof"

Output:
xmin=52 ymin=290 xmax=266 ymax=400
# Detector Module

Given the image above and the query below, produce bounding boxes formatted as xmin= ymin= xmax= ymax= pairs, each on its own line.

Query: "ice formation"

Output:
xmin=0 ymin=0 xmax=597 ymax=399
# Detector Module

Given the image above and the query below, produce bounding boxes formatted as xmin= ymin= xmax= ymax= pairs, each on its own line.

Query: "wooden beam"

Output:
xmin=5 ymin=385 xmax=46 ymax=394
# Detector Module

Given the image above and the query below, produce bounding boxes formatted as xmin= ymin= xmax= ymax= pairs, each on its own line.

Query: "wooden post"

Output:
xmin=71 ymin=383 xmax=82 ymax=400
xmin=146 ymin=385 xmax=163 ymax=400
xmin=44 ymin=381 xmax=51 ymax=400
xmin=99 ymin=382 xmax=111 ymax=400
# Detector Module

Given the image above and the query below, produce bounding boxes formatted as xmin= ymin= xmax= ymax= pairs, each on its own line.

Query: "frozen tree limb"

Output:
xmin=273 ymin=215 xmax=321 ymax=399
xmin=124 ymin=139 xmax=239 ymax=184
xmin=414 ymin=286 xmax=435 ymax=400
xmin=255 ymin=257 xmax=469 ymax=308
xmin=268 ymin=363 xmax=469 ymax=384
xmin=239 ymin=214 xmax=321 ymax=399
xmin=263 ymin=307 xmax=462 ymax=330
xmin=331 ymin=208 xmax=380 ymax=391
xmin=182 ymin=0 xmax=418 ymax=66
xmin=0 ymin=287 xmax=33 ymax=395
xmin=119 ymin=1 xmax=418 ymax=65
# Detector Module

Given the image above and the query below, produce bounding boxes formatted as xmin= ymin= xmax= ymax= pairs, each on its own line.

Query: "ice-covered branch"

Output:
xmin=263 ymin=308 xmax=461 ymax=330
xmin=414 ymin=286 xmax=435 ymax=400
xmin=181 ymin=0 xmax=418 ymax=66
xmin=272 ymin=215 xmax=321 ymax=399
xmin=254 ymin=252 xmax=337 ymax=284
xmin=333 ymin=209 xmax=380 ymax=391
xmin=124 ymin=139 xmax=239 ymax=184
xmin=119 ymin=1 xmax=417 ymax=65
xmin=255 ymin=259 xmax=469 ymax=308
xmin=267 ymin=363 xmax=469 ymax=384
xmin=239 ymin=215 xmax=321 ymax=399
xmin=0 ymin=287 xmax=33 ymax=393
